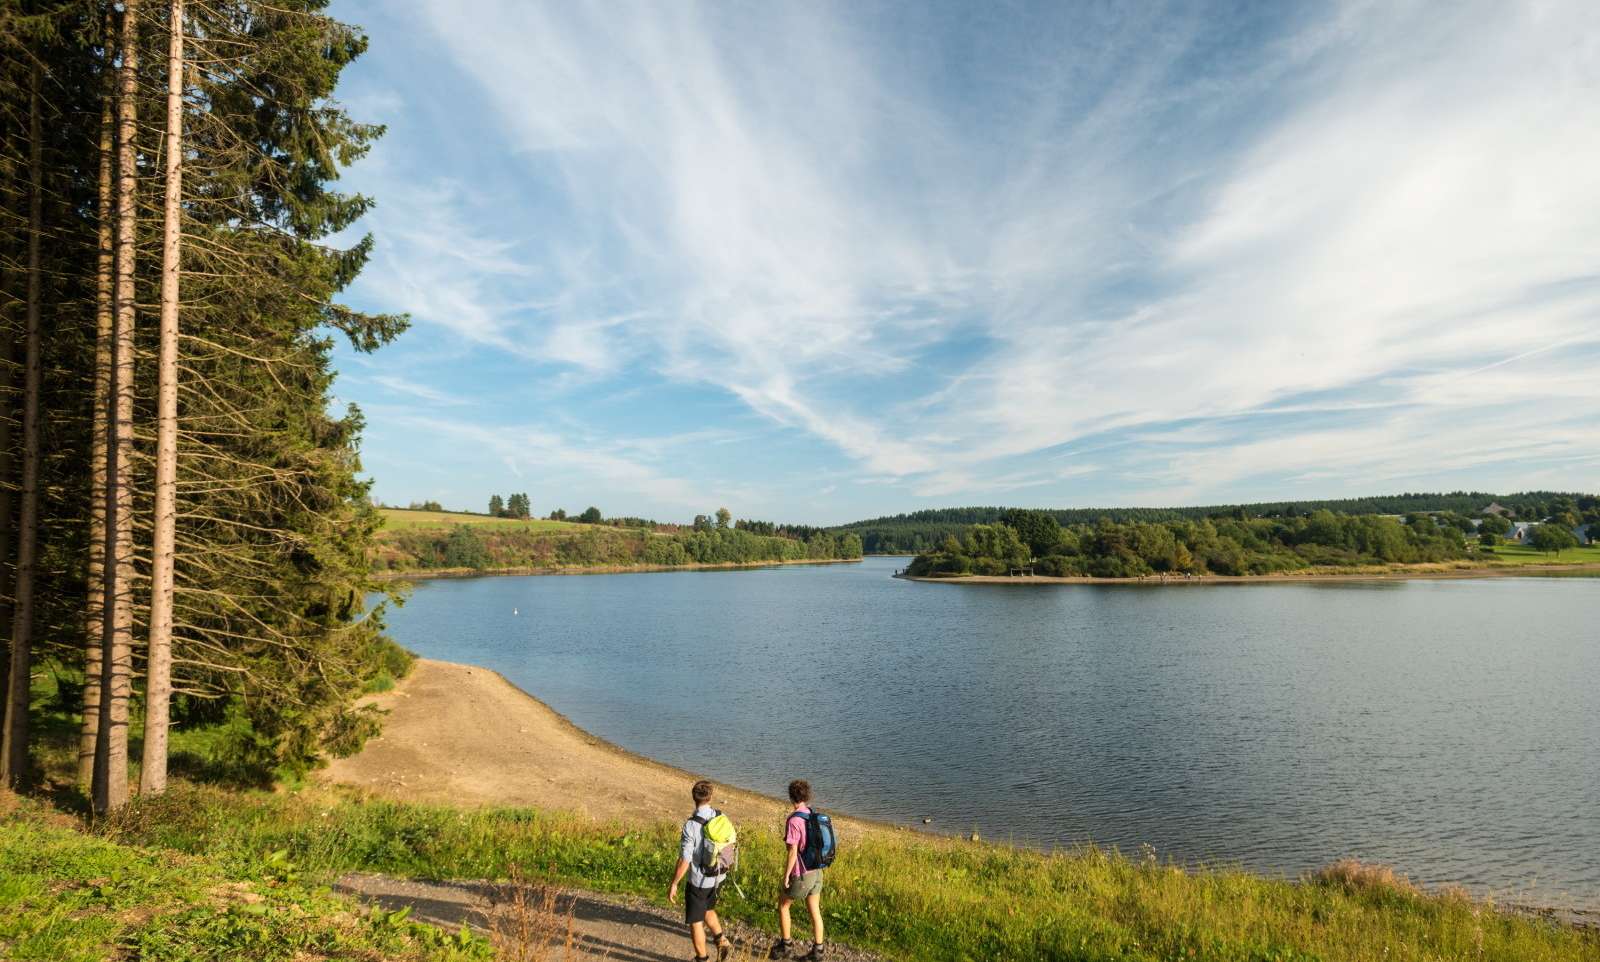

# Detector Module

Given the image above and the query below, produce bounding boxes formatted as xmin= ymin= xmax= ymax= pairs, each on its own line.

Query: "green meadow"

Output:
xmin=378 ymin=508 xmax=581 ymax=532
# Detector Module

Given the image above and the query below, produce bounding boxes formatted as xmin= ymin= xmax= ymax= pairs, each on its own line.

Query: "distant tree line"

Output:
xmin=907 ymin=508 xmax=1499 ymax=578
xmin=376 ymin=523 xmax=864 ymax=573
xmin=841 ymin=491 xmax=1599 ymax=554
xmin=487 ymin=493 xmax=531 ymax=519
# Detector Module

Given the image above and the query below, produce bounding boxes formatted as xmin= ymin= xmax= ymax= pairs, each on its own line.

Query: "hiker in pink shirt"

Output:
xmin=775 ymin=779 xmax=826 ymax=960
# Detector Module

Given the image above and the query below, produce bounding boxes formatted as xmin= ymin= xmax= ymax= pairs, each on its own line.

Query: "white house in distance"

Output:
xmin=1499 ymin=521 xmax=1592 ymax=546
xmin=1476 ymin=503 xmax=1592 ymax=546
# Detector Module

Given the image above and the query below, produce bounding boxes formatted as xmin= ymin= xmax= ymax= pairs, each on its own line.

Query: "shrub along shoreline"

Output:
xmin=373 ymin=523 xmax=864 ymax=575
xmin=375 ymin=555 xmax=863 ymax=581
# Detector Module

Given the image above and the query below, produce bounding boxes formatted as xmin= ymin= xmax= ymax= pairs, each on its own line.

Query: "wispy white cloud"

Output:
xmin=374 ymin=409 xmax=720 ymax=514
xmin=368 ymin=374 xmax=472 ymax=407
xmin=344 ymin=0 xmax=1600 ymax=513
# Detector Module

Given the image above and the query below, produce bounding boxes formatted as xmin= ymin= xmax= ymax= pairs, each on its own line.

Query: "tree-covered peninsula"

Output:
xmin=905 ymin=505 xmax=1595 ymax=578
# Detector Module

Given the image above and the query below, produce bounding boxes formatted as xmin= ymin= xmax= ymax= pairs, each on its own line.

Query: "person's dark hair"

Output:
xmin=692 ymin=779 xmax=714 ymax=805
xmin=788 ymin=779 xmax=811 ymax=804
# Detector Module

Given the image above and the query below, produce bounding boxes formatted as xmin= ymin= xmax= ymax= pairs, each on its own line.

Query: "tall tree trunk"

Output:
xmin=81 ymin=87 xmax=116 ymax=789
xmin=1 ymin=66 xmax=45 ymax=789
xmin=96 ymin=0 xmax=140 ymax=814
xmin=140 ymin=0 xmax=183 ymax=797
xmin=0 ymin=303 xmax=13 ymax=746
xmin=0 ymin=67 xmax=20 ymax=751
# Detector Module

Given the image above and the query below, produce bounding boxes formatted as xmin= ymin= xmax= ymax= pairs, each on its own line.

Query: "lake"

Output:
xmin=382 ymin=557 xmax=1600 ymax=910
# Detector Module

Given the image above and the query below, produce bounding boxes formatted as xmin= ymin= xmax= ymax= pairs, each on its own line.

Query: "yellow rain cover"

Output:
xmin=703 ymin=812 xmax=737 ymax=845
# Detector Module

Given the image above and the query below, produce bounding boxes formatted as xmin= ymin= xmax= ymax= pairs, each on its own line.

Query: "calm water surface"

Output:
xmin=384 ymin=557 xmax=1600 ymax=909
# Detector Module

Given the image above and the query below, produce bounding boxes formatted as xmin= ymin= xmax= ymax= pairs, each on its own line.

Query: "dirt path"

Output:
xmin=320 ymin=661 xmax=887 ymax=958
xmin=319 ymin=658 xmax=878 ymax=833
xmin=335 ymin=873 xmax=880 ymax=962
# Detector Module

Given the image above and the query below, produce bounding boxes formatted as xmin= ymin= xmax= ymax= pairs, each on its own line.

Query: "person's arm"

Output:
xmin=782 ymin=813 xmax=802 ymax=885
xmin=668 ymin=856 xmax=690 ymax=903
xmin=669 ymin=822 xmax=695 ymax=903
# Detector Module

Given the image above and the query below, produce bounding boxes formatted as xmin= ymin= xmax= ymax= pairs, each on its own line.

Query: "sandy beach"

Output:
xmin=320 ymin=658 xmax=870 ymax=835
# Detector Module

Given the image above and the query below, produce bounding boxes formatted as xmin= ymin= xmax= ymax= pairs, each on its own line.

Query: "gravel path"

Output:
xmin=335 ymin=872 xmax=884 ymax=962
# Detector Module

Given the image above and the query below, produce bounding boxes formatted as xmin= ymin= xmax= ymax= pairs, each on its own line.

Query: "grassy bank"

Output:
xmin=1476 ymin=544 xmax=1600 ymax=566
xmin=76 ymin=784 xmax=1596 ymax=962
xmin=0 ymin=798 xmax=487 ymax=962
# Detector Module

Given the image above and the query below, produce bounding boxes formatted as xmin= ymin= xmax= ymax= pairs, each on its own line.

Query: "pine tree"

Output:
xmin=0 ymin=63 xmax=44 ymax=789
xmin=0 ymin=0 xmax=409 ymax=801
xmin=489 ymin=494 xmax=504 ymax=517
xmin=94 ymin=0 xmax=141 ymax=815
xmin=139 ymin=0 xmax=184 ymax=797
xmin=79 ymin=40 xmax=114 ymax=790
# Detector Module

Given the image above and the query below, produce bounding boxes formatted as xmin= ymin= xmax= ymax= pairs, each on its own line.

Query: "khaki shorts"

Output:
xmin=784 ymin=869 xmax=823 ymax=901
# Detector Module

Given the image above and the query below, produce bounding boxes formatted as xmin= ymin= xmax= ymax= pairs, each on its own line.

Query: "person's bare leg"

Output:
xmin=778 ymin=895 xmax=794 ymax=940
xmin=691 ymin=920 xmax=708 ymax=957
xmin=705 ymin=908 xmax=724 ymax=940
xmin=806 ymin=891 xmax=825 ymax=944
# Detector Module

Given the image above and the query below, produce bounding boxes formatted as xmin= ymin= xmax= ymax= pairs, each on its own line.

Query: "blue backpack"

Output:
xmin=790 ymin=809 xmax=837 ymax=871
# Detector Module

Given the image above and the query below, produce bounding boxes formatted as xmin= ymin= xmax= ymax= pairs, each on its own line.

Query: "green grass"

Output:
xmin=377 ymin=508 xmax=579 ymax=532
xmin=100 ymin=784 xmax=1598 ymax=962
xmin=1478 ymin=543 xmax=1600 ymax=566
xmin=0 ymin=798 xmax=489 ymax=962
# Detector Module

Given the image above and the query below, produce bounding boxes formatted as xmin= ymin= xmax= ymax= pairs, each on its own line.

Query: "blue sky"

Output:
xmin=326 ymin=0 xmax=1600 ymax=525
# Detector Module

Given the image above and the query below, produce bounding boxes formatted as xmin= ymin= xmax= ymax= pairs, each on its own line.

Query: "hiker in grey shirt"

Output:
xmin=668 ymin=779 xmax=731 ymax=961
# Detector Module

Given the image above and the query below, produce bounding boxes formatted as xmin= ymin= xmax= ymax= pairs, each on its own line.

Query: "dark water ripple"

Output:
xmin=383 ymin=557 xmax=1600 ymax=910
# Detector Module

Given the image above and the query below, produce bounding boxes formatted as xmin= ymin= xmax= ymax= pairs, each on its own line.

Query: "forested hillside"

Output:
xmin=0 ymin=0 xmax=404 ymax=806
xmin=840 ymin=492 xmax=1598 ymax=553
xmin=374 ymin=519 xmax=862 ymax=573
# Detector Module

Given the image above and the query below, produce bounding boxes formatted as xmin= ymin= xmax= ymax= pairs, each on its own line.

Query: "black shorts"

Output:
xmin=685 ymin=883 xmax=720 ymax=924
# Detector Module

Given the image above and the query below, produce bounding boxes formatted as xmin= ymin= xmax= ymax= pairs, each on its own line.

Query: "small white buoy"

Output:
xmin=513 ymin=608 xmax=519 ymax=615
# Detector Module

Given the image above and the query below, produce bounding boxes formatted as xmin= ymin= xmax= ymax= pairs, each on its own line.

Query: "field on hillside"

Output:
xmin=378 ymin=508 xmax=579 ymax=532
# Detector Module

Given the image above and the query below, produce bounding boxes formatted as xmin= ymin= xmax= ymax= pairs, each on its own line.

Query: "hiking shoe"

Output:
xmin=713 ymin=932 xmax=733 ymax=961
xmin=802 ymin=943 xmax=827 ymax=961
xmin=769 ymin=939 xmax=792 ymax=959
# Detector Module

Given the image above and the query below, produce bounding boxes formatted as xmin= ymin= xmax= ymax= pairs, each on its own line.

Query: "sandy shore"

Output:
xmin=897 ymin=562 xmax=1600 ymax=586
xmin=320 ymin=658 xmax=869 ymax=835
